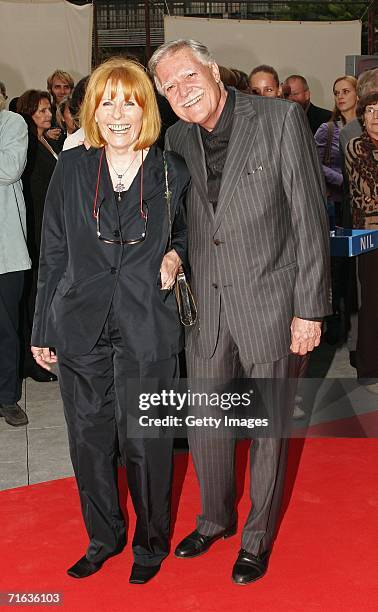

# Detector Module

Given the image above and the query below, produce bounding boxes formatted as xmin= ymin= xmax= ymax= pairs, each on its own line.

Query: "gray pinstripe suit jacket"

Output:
xmin=165 ymin=90 xmax=332 ymax=364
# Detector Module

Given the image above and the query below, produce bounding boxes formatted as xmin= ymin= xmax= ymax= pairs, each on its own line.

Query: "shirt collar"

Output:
xmin=200 ymin=87 xmax=235 ymax=139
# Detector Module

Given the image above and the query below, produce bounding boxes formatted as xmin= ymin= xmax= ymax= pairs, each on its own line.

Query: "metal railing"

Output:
xmin=83 ymin=1 xmax=377 ymax=61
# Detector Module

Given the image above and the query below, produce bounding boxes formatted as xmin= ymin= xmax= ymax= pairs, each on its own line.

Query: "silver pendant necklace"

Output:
xmin=107 ymin=151 xmax=139 ymax=201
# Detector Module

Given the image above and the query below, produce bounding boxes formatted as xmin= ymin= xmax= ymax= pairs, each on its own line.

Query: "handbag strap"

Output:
xmin=163 ymin=151 xmax=173 ymax=251
xmin=322 ymin=121 xmax=334 ymax=167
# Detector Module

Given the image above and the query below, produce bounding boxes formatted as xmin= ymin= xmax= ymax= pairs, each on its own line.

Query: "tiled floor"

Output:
xmin=0 ymin=374 xmax=71 ymax=490
xmin=0 ymin=342 xmax=372 ymax=491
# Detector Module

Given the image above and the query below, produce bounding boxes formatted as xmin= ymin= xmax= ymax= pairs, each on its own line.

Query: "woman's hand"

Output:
xmin=31 ymin=346 xmax=58 ymax=371
xmin=45 ymin=128 xmax=61 ymax=141
xmin=160 ymin=249 xmax=181 ymax=290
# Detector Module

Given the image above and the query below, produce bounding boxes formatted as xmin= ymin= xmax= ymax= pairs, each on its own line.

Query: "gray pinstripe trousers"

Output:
xmin=186 ymin=303 xmax=290 ymax=556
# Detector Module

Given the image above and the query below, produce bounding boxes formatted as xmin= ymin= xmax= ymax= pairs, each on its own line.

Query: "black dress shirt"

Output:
xmin=200 ymin=88 xmax=235 ymax=210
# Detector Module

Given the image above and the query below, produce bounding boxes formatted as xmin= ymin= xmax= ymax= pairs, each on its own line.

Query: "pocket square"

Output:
xmin=248 ymin=165 xmax=264 ymax=175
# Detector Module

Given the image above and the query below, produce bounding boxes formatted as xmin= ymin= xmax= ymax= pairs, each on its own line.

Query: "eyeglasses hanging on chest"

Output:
xmin=92 ymin=148 xmax=148 ymax=245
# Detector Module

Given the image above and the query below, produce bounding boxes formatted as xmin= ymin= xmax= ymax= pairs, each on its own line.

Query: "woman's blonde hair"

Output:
xmin=332 ymin=75 xmax=357 ymax=123
xmin=80 ymin=57 xmax=161 ymax=149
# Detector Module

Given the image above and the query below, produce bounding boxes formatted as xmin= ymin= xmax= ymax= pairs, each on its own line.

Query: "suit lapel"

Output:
xmin=95 ymin=148 xmax=114 ymax=207
xmin=186 ymin=124 xmax=214 ymax=223
xmin=214 ymin=93 xmax=258 ymax=228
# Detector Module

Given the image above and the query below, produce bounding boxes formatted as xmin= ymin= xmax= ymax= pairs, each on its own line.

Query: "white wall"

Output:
xmin=164 ymin=16 xmax=362 ymax=110
xmin=0 ymin=0 xmax=92 ymax=103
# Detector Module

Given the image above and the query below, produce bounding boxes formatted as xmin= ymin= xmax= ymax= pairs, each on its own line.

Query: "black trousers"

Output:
xmin=58 ymin=306 xmax=178 ymax=566
xmin=0 ymin=271 xmax=24 ymax=404
xmin=21 ymin=267 xmax=38 ymax=372
xmin=357 ymin=249 xmax=378 ymax=380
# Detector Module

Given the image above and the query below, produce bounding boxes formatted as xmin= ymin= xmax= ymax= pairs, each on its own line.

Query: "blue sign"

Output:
xmin=330 ymin=228 xmax=378 ymax=257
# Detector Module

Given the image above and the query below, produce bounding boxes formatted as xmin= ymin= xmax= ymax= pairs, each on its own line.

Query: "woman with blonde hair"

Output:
xmin=315 ymin=75 xmax=357 ymax=223
xmin=315 ymin=75 xmax=357 ymax=344
xmin=31 ymin=57 xmax=189 ymax=583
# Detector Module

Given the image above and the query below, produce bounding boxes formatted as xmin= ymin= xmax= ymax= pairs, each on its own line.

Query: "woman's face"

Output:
xmin=32 ymin=98 xmax=52 ymax=133
xmin=249 ymin=71 xmax=280 ymax=97
xmin=63 ymin=105 xmax=76 ymax=134
xmin=95 ymin=79 xmax=143 ymax=151
xmin=364 ymin=101 xmax=378 ymax=143
xmin=333 ymin=80 xmax=357 ymax=115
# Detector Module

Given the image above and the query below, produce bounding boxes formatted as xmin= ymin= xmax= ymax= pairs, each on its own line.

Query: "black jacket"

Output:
xmin=306 ymin=102 xmax=332 ymax=135
xmin=32 ymin=144 xmax=189 ymax=359
xmin=21 ymin=115 xmax=57 ymax=266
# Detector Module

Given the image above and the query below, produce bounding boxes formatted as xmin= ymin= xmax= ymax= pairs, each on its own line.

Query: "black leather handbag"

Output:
xmin=163 ymin=153 xmax=197 ymax=327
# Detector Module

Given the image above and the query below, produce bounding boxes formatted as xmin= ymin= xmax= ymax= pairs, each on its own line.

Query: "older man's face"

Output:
xmin=156 ymin=48 xmax=223 ymax=131
xmin=287 ymin=78 xmax=310 ymax=109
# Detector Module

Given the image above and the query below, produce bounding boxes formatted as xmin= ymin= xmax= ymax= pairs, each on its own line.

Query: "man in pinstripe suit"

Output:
xmin=149 ymin=40 xmax=331 ymax=585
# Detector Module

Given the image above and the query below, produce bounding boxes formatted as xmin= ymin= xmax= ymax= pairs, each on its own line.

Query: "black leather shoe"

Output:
xmin=67 ymin=555 xmax=103 ymax=579
xmin=232 ymin=549 xmax=269 ymax=585
xmin=129 ymin=563 xmax=161 ymax=584
xmin=24 ymin=362 xmax=57 ymax=383
xmin=175 ymin=526 xmax=237 ymax=559
xmin=0 ymin=403 xmax=28 ymax=427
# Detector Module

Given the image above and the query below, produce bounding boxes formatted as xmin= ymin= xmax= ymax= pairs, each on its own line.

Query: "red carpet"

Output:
xmin=1 ymin=439 xmax=378 ymax=611
xmin=297 ymin=410 xmax=378 ymax=437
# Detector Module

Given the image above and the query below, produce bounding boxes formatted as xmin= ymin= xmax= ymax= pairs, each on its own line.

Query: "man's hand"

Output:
xmin=160 ymin=249 xmax=181 ymax=290
xmin=31 ymin=346 xmax=58 ymax=371
xmin=45 ymin=128 xmax=61 ymax=141
xmin=290 ymin=317 xmax=322 ymax=356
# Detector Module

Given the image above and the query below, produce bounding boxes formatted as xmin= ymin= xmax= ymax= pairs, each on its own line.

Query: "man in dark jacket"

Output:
xmin=284 ymin=74 xmax=332 ymax=134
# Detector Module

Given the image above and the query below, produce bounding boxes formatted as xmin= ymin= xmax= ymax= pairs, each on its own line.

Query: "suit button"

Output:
xmin=213 ymin=239 xmax=221 ymax=246
xmin=110 ymin=267 xmax=117 ymax=275
xmin=212 ymin=283 xmax=218 ymax=289
xmin=113 ymin=230 xmax=120 ymax=237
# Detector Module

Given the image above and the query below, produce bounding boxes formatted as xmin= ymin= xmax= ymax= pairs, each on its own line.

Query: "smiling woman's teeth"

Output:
xmin=108 ymin=124 xmax=131 ymax=133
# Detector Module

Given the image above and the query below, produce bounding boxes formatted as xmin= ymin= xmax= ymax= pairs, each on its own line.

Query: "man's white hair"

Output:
xmin=148 ymin=39 xmax=216 ymax=95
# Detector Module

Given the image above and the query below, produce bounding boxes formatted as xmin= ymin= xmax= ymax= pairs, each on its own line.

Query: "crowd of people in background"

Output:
xmin=1 ymin=38 xmax=377 ymax=587
xmin=1 ymin=59 xmax=378 ymax=423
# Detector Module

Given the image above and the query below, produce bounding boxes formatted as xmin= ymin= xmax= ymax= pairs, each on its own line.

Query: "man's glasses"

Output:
xmin=96 ymin=199 xmax=148 ymax=245
xmin=365 ymin=106 xmax=378 ymax=118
